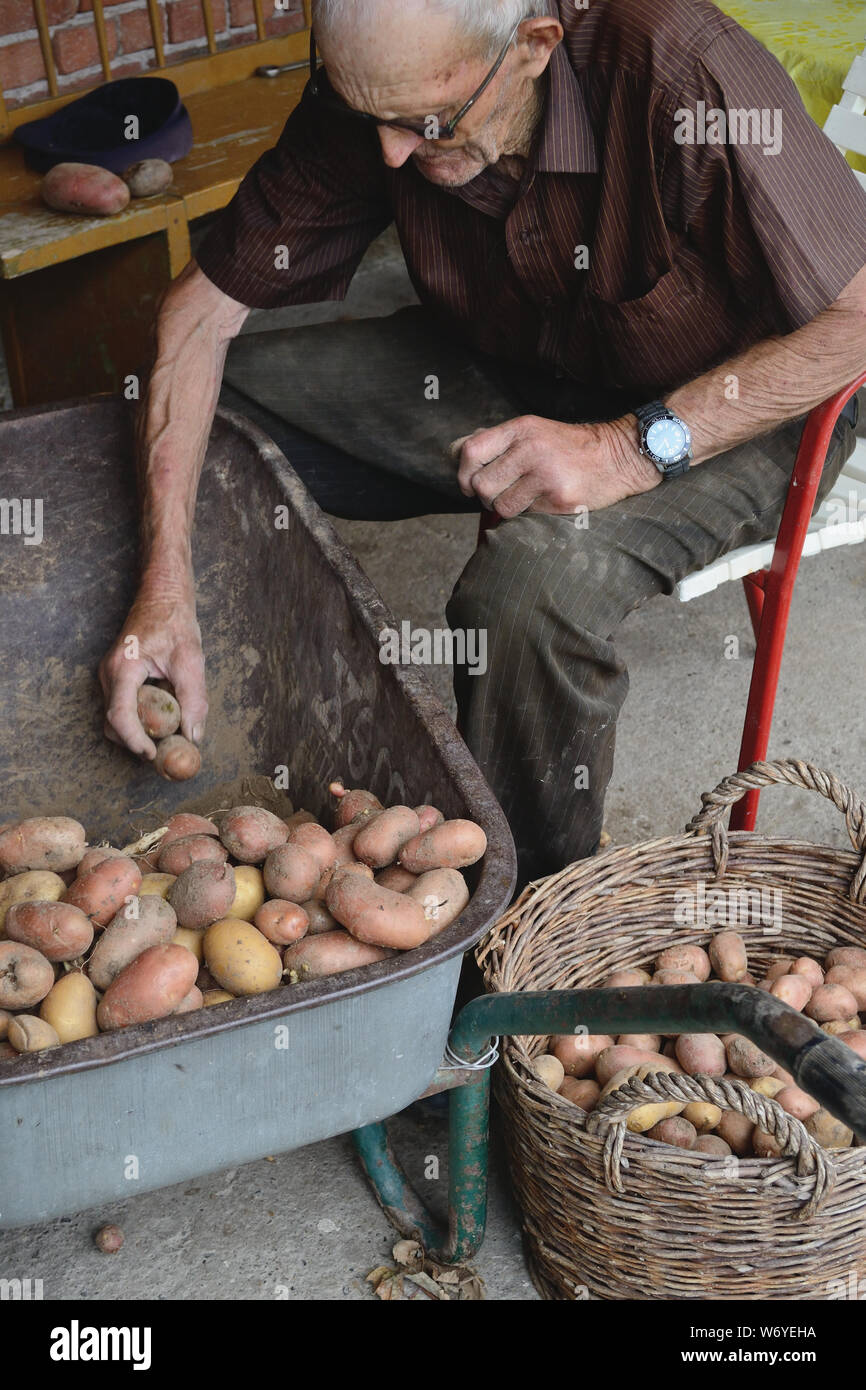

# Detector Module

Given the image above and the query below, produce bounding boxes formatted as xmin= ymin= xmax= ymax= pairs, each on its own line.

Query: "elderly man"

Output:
xmin=100 ymin=0 xmax=866 ymax=883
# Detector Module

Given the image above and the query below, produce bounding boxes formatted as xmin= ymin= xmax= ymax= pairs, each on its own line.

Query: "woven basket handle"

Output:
xmin=585 ymin=1070 xmax=835 ymax=1220
xmin=685 ymin=758 xmax=866 ymax=901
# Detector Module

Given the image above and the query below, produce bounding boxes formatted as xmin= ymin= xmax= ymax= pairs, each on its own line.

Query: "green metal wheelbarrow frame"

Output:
xmin=353 ymin=982 xmax=866 ymax=1263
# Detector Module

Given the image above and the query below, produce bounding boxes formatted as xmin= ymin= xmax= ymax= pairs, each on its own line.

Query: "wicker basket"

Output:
xmin=478 ymin=759 xmax=866 ymax=1301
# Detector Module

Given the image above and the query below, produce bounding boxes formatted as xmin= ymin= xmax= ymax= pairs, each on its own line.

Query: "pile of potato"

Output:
xmin=0 ymin=787 xmax=486 ymax=1060
xmin=531 ymin=929 xmax=866 ymax=1157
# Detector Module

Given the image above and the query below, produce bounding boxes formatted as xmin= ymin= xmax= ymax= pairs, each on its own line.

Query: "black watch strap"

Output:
xmin=634 ymin=400 xmax=668 ymax=428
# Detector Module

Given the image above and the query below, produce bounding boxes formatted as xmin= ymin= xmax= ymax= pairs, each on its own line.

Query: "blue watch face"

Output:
xmin=646 ymin=417 xmax=689 ymax=462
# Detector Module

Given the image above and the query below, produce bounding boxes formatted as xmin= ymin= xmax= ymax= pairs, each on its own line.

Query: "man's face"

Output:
xmin=318 ymin=9 xmax=530 ymax=187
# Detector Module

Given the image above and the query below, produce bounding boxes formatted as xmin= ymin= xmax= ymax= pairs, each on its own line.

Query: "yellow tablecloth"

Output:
xmin=719 ymin=0 xmax=866 ymax=170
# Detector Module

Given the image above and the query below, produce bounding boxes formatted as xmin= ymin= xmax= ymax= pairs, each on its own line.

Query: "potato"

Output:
xmin=157 ymin=834 xmax=227 ymax=877
xmin=263 ymin=845 xmax=320 ymax=903
xmin=708 ymin=930 xmax=748 ymax=982
xmin=0 ymin=940 xmax=55 ymax=1008
xmin=558 ymin=1077 xmax=600 ymax=1110
xmin=823 ymin=1018 xmax=858 ymax=1035
xmin=841 ymin=1030 xmax=866 ymax=1060
xmin=283 ymin=929 xmax=391 ymax=979
xmin=203 ymin=918 xmax=283 ymax=996
xmin=627 ymin=1100 xmax=685 ymax=1133
xmin=41 ymin=161 xmax=130 ymax=215
xmin=405 ymin=869 xmax=470 ymax=934
xmin=97 ymin=943 xmax=199 ymax=1029
xmin=769 ymin=974 xmax=812 ymax=1011
xmin=219 ymin=806 xmax=289 ymax=864
xmin=682 ymin=1101 xmax=722 ymax=1133
xmin=170 ymin=924 xmax=204 ymax=963
xmin=0 ymin=1009 xmax=9 ymax=1041
xmin=63 ymin=856 xmax=142 ymax=929
xmin=39 ymin=970 xmax=99 ymax=1043
xmin=602 ymin=968 xmax=652 ymax=988
xmin=773 ymin=1063 xmax=795 ymax=1086
xmin=694 ymin=1135 xmax=732 ymax=1156
xmin=763 ymin=957 xmax=797 ymax=985
xmin=137 ymin=684 xmax=181 ymax=738
xmin=0 ymin=817 xmax=86 ymax=875
xmin=652 ymin=969 xmax=701 ymax=985
xmin=775 ymin=1085 xmax=819 ymax=1122
xmin=354 ymin=807 xmax=421 ymax=869
xmin=398 ymin=819 xmax=487 ymax=873
xmin=716 ymin=1110 xmax=755 ymax=1156
xmin=750 ymin=1076 xmax=785 ymax=1098
xmin=203 ymin=989 xmax=235 ymax=1006
xmin=254 ymin=900 xmax=309 ymax=946
xmin=300 ymin=900 xmax=338 ymax=935
xmin=8 ymin=1015 xmax=60 ymax=1053
xmin=805 ymin=1108 xmax=853 ymax=1149
xmin=138 ymin=872 xmax=176 ymax=900
xmin=675 ymin=1033 xmax=727 ymax=1077
xmin=753 ymin=1128 xmax=784 ymax=1158
xmin=616 ymin=1034 xmax=661 ymax=1051
xmin=5 ymin=900 xmax=93 ymax=961
xmin=122 ymin=158 xmax=173 ymax=198
xmin=824 ymin=945 xmax=866 ymax=971
xmin=286 ymin=822 xmax=340 ymax=867
xmin=375 ymin=866 xmax=417 ymax=893
xmin=168 ymin=861 xmax=236 ymax=931
xmin=804 ymin=983 xmax=859 ymax=1023
xmin=174 ymin=985 xmax=203 ymax=1014
xmin=332 ymin=788 xmax=383 ymax=828
xmin=88 ymin=895 xmax=178 ymax=990
xmin=655 ymin=945 xmax=711 ymax=981
xmin=789 ymin=957 xmax=824 ymax=989
xmin=646 ymin=1116 xmax=697 ymax=1148
xmin=825 ymin=966 xmax=866 ymax=1011
xmin=414 ymin=805 xmax=445 ymax=833
xmin=724 ymin=1034 xmax=774 ymax=1078
xmin=552 ymin=1032 xmax=614 ymax=1079
xmin=77 ymin=846 xmax=127 ymax=876
xmin=332 ymin=823 xmax=363 ymax=865
xmin=160 ymin=814 xmax=219 ymax=849
xmin=533 ymin=1054 xmax=565 ymax=1091
xmin=154 ymin=735 xmax=201 ymax=782
xmin=596 ymin=1046 xmax=680 ymax=1089
xmin=325 ymin=872 xmax=431 ymax=950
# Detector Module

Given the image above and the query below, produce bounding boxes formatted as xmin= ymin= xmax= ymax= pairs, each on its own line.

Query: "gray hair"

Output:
xmin=311 ymin=0 xmax=551 ymax=56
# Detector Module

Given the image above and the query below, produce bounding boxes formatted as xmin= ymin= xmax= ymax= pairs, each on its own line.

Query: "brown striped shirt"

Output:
xmin=197 ymin=0 xmax=866 ymax=396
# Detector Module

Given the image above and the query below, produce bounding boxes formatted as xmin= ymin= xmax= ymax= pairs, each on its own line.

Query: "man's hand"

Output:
xmin=451 ymin=415 xmax=659 ymax=518
xmin=98 ymin=579 xmax=208 ymax=760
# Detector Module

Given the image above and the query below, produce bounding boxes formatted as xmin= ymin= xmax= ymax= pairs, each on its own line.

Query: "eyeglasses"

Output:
xmin=308 ymin=18 xmax=526 ymax=141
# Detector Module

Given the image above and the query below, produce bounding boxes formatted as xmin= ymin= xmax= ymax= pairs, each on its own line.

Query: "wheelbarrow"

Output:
xmin=1 ymin=400 xmax=865 ymax=1267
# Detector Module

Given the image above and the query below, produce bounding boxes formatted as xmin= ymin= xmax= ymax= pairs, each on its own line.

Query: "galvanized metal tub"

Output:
xmin=0 ymin=398 xmax=516 ymax=1229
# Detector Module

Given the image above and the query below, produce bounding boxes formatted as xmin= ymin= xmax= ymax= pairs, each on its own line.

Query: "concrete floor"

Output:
xmin=2 ymin=232 xmax=865 ymax=1300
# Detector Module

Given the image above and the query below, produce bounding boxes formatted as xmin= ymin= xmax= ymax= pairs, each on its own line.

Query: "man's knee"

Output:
xmin=446 ymin=512 xmax=652 ymax=647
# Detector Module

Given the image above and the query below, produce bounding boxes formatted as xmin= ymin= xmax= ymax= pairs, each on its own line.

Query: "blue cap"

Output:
xmin=14 ymin=76 xmax=193 ymax=173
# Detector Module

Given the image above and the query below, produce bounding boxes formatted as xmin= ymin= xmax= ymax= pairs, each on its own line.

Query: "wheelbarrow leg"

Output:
xmin=351 ymin=1067 xmax=491 ymax=1265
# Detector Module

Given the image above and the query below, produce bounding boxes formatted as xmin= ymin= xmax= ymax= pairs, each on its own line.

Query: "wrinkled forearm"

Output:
xmin=136 ymin=260 xmax=250 ymax=594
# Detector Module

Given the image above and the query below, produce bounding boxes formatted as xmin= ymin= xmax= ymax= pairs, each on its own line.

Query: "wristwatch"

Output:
xmin=635 ymin=401 xmax=692 ymax=478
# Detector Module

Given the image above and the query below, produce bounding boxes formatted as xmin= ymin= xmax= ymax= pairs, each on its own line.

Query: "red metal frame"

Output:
xmin=475 ymin=372 xmax=866 ymax=835
xmin=731 ymin=371 xmax=866 ymax=830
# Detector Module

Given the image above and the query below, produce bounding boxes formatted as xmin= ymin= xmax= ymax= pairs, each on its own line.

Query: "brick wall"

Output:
xmin=0 ymin=0 xmax=305 ymax=108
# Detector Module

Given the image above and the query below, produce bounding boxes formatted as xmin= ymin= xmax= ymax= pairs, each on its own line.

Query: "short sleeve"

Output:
xmin=661 ymin=22 xmax=866 ymax=333
xmin=196 ymin=82 xmax=393 ymax=310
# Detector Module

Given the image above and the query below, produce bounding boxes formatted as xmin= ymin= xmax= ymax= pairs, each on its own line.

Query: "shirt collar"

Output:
xmin=534 ymin=25 xmax=597 ymax=174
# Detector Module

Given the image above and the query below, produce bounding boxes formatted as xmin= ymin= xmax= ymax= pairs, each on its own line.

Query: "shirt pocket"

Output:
xmin=587 ymin=263 xmax=745 ymax=394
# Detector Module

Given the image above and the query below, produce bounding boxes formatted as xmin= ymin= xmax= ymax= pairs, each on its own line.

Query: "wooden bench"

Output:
xmin=0 ymin=1 xmax=312 ymax=407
